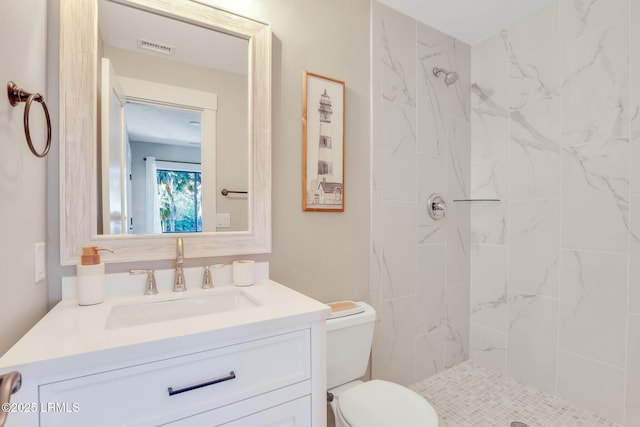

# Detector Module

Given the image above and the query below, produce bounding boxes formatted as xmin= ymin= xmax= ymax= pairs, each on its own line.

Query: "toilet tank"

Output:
xmin=326 ymin=301 xmax=376 ymax=389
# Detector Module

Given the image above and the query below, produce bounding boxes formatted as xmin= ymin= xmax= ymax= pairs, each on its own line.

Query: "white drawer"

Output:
xmin=164 ymin=382 xmax=311 ymax=426
xmin=219 ymin=396 xmax=310 ymax=427
xmin=39 ymin=330 xmax=310 ymax=427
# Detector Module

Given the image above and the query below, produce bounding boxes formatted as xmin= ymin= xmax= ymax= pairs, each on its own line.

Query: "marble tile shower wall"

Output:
xmin=370 ymin=2 xmax=471 ymax=387
xmin=469 ymin=0 xmax=640 ymax=424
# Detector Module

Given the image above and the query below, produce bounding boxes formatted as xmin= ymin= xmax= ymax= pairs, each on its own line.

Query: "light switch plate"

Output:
xmin=216 ymin=213 xmax=231 ymax=228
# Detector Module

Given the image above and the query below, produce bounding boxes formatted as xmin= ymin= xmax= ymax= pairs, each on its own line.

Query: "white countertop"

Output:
xmin=0 ymin=280 xmax=331 ymax=373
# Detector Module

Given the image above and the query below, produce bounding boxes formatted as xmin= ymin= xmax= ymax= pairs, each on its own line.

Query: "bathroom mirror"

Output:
xmin=59 ymin=0 xmax=271 ymax=264
xmin=97 ymin=0 xmax=249 ymax=235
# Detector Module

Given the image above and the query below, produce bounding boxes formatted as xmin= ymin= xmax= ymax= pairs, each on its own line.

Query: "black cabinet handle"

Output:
xmin=168 ymin=371 xmax=236 ymax=396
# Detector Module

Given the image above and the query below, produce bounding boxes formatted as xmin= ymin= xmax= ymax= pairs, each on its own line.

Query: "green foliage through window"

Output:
xmin=157 ymin=169 xmax=202 ymax=233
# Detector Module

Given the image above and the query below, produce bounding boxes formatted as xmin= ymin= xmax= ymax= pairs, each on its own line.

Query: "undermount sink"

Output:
xmin=105 ymin=288 xmax=261 ymax=329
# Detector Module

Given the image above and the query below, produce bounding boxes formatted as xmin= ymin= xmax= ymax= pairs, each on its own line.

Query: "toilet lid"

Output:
xmin=337 ymin=380 xmax=439 ymax=427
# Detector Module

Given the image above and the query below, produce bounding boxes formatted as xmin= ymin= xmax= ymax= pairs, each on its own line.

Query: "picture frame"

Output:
xmin=302 ymin=71 xmax=345 ymax=212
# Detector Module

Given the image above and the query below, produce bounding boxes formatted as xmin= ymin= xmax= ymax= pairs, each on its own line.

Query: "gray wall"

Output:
xmin=216 ymin=0 xmax=372 ymax=303
xmin=0 ymin=0 xmax=50 ymax=354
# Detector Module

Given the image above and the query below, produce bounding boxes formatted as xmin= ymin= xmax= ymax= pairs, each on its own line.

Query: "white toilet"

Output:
xmin=326 ymin=301 xmax=439 ymax=427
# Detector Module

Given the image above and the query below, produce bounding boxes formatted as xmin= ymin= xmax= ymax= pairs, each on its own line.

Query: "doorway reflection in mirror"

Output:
xmin=97 ymin=0 xmax=249 ymax=235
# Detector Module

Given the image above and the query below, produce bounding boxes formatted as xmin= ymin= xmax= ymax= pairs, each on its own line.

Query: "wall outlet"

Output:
xmin=216 ymin=213 xmax=231 ymax=228
xmin=35 ymin=242 xmax=45 ymax=283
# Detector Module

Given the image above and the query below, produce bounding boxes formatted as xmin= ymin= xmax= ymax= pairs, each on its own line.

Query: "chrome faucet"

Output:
xmin=202 ymin=264 xmax=223 ymax=290
xmin=130 ymin=269 xmax=158 ymax=295
xmin=202 ymin=265 xmax=213 ymax=289
xmin=173 ymin=237 xmax=186 ymax=292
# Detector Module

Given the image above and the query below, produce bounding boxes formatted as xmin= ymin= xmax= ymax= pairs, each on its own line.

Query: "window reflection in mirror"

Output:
xmin=97 ymin=0 xmax=250 ymax=235
xmin=130 ymin=102 xmax=203 ymax=235
xmin=156 ymin=165 xmax=202 ymax=234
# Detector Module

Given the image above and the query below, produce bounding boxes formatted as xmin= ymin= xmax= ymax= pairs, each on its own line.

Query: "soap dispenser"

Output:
xmin=76 ymin=246 xmax=112 ymax=306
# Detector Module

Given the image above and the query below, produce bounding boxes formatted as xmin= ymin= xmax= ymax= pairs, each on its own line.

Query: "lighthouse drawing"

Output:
xmin=303 ymin=72 xmax=344 ymax=211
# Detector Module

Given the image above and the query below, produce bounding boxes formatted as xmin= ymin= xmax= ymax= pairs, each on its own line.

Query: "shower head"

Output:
xmin=433 ymin=67 xmax=459 ymax=86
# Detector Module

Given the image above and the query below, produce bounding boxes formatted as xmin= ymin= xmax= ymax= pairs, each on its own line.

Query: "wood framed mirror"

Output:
xmin=59 ymin=0 xmax=271 ymax=265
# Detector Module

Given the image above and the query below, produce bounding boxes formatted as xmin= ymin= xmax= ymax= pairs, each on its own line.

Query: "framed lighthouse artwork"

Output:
xmin=302 ymin=71 xmax=345 ymax=212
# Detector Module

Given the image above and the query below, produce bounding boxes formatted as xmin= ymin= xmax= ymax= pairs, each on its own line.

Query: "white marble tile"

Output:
xmin=509 ymin=130 xmax=561 ymax=201
xmin=373 ymin=2 xmax=416 ymax=108
xmin=470 ymin=201 xmax=507 ymax=245
xmin=507 ymin=2 xmax=561 ymax=96
xmin=629 ymin=135 xmax=640 ymax=194
xmin=417 ymin=154 xmax=446 ymax=245
xmin=561 ymin=138 xmax=629 ymax=253
xmin=381 ymin=100 xmax=416 ymax=202
xmin=631 ymin=0 xmax=640 ymax=195
xmin=371 ymin=86 xmax=384 ymax=192
xmin=471 ymin=158 xmax=508 ymax=200
xmin=630 ymin=195 xmax=640 ymax=314
xmin=506 ymin=292 xmax=558 ymax=395
xmin=446 ymin=118 xmax=471 ymax=200
xmin=416 ymin=78 xmax=447 ymax=158
xmin=630 ymin=245 xmax=640 ymax=316
xmin=471 ymin=32 xmax=508 ymax=84
xmin=471 ymin=70 xmax=510 ymax=163
xmin=371 ymin=0 xmax=472 ymax=391
xmin=370 ymin=190 xmax=383 ymax=307
xmin=381 ymin=201 xmax=417 ymax=300
xmin=417 ymin=22 xmax=470 ymax=127
xmin=446 ymin=202 xmax=470 ymax=287
xmin=557 ymin=350 xmax=625 ymax=424
xmin=454 ymin=40 xmax=471 ymax=121
xmin=631 ymin=117 xmax=640 ymax=196
xmin=416 ymin=244 xmax=445 ymax=335
xmin=470 ymin=244 xmax=508 ymax=331
xmin=562 ymin=22 xmax=628 ymax=147
xmin=372 ymin=296 xmax=416 ymax=387
xmin=469 ymin=322 xmax=506 ymax=374
xmin=470 ymin=158 xmax=508 ymax=245
xmin=626 ymin=314 xmax=640 ymax=426
xmin=559 ymin=250 xmax=627 ymax=368
xmin=506 ymin=3 xmax=562 ymax=200
xmin=415 ymin=327 xmax=445 ymax=381
xmin=444 ymin=282 xmax=469 ymax=369
xmin=560 ymin=0 xmax=629 ymax=43
xmin=508 ymin=200 xmax=560 ymax=297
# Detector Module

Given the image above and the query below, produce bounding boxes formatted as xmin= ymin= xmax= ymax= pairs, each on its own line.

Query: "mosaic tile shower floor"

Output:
xmin=409 ymin=360 xmax=620 ymax=427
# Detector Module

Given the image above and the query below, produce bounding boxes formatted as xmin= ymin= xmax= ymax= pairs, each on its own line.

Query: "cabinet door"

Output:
xmin=165 ymin=395 xmax=311 ymax=427
xmin=223 ymin=397 xmax=310 ymax=427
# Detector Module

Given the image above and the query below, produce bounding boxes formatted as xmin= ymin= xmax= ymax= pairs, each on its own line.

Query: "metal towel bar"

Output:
xmin=7 ymin=81 xmax=52 ymax=158
xmin=221 ymin=189 xmax=248 ymax=196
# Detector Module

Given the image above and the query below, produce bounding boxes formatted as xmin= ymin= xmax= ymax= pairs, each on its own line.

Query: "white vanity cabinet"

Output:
xmin=39 ymin=330 xmax=311 ymax=427
xmin=0 ymin=281 xmax=330 ymax=427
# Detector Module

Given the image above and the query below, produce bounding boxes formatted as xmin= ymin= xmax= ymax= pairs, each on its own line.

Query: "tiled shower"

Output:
xmin=370 ymin=0 xmax=471 ymax=387
xmin=370 ymin=0 xmax=640 ymax=424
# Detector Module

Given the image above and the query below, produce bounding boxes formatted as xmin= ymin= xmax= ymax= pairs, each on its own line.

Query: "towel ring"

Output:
xmin=7 ymin=81 xmax=52 ymax=158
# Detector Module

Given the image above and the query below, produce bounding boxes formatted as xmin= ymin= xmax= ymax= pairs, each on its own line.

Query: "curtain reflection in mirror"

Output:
xmin=144 ymin=157 xmax=162 ymax=234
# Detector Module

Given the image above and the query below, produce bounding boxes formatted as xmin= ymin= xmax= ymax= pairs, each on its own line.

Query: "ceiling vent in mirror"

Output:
xmin=137 ymin=38 xmax=175 ymax=56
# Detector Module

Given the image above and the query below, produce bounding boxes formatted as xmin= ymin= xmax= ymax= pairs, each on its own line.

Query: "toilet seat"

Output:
xmin=336 ymin=379 xmax=439 ymax=427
